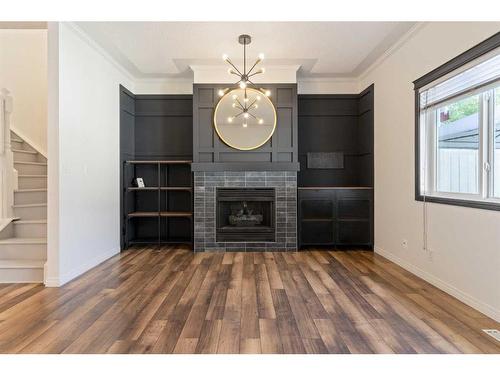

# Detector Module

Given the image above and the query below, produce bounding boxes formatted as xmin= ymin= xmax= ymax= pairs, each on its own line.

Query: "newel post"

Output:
xmin=0 ymin=88 xmax=15 ymax=219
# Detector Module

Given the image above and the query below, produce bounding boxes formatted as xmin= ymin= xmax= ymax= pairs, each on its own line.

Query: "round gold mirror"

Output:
xmin=214 ymin=88 xmax=277 ymax=150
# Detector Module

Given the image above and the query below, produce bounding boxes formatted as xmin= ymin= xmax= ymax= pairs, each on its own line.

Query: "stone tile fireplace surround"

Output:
xmin=194 ymin=171 xmax=297 ymax=252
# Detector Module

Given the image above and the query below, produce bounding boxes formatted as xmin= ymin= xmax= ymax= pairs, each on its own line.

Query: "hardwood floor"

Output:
xmin=0 ymin=246 xmax=499 ymax=354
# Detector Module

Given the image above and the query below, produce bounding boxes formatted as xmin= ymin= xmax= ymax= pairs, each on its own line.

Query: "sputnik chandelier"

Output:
xmin=217 ymin=34 xmax=271 ymax=126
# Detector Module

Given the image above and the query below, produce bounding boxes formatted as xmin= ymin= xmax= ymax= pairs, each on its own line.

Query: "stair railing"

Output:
xmin=0 ymin=88 xmax=15 ymax=219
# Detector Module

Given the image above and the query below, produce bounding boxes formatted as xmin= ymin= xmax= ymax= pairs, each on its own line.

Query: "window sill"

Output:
xmin=415 ymin=194 xmax=500 ymax=211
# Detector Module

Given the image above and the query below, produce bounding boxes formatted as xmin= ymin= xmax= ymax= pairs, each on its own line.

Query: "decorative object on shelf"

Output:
xmin=134 ymin=177 xmax=145 ymax=188
xmin=214 ymin=87 xmax=276 ymax=150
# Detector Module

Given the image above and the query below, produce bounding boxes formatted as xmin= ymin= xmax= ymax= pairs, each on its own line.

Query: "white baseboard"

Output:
xmin=44 ymin=247 xmax=119 ymax=287
xmin=375 ymin=246 xmax=500 ymax=323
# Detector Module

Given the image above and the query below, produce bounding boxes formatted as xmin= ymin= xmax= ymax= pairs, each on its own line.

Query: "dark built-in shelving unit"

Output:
xmin=297 ymin=85 xmax=374 ymax=249
xmin=120 ymin=86 xmax=193 ymax=250
xmin=123 ymin=160 xmax=193 ymax=248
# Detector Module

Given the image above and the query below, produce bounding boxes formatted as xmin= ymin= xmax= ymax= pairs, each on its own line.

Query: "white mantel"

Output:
xmin=190 ymin=64 xmax=300 ymax=84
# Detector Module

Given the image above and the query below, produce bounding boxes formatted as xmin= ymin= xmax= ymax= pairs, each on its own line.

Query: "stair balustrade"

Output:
xmin=0 ymin=88 xmax=16 ymax=219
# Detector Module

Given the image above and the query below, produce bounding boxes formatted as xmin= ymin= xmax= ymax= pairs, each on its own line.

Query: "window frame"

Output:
xmin=414 ymin=32 xmax=500 ymax=211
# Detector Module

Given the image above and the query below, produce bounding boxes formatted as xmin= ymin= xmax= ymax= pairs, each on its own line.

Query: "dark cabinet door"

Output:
xmin=298 ymin=190 xmax=335 ymax=246
xmin=298 ymin=188 xmax=373 ymax=248
xmin=301 ymin=220 xmax=335 ymax=245
xmin=335 ymin=189 xmax=373 ymax=245
xmin=337 ymin=220 xmax=372 ymax=245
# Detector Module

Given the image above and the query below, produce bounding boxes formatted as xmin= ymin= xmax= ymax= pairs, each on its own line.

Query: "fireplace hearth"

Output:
xmin=216 ymin=188 xmax=275 ymax=242
xmin=193 ymin=171 xmax=297 ymax=252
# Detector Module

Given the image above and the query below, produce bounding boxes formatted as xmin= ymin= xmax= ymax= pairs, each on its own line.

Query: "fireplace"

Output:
xmin=216 ymin=188 xmax=276 ymax=242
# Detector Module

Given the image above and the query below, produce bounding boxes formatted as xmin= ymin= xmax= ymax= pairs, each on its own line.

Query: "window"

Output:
xmin=415 ymin=33 xmax=500 ymax=210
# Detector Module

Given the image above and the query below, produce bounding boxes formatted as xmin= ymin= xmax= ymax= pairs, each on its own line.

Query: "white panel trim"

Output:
xmin=44 ymin=247 xmax=119 ymax=287
xmin=191 ymin=64 xmax=299 ymax=84
xmin=375 ymin=246 xmax=500 ymax=323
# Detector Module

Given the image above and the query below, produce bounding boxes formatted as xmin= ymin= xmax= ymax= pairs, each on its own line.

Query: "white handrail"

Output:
xmin=0 ymin=88 xmax=15 ymax=219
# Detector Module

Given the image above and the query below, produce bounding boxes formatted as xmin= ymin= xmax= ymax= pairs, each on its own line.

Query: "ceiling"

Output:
xmin=76 ymin=22 xmax=417 ymax=79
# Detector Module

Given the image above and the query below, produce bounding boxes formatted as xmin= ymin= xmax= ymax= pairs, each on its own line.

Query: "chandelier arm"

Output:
xmin=235 ymin=98 xmax=245 ymax=109
xmin=247 ymin=99 xmax=257 ymax=109
xmin=225 ymin=59 xmax=243 ymax=76
xmin=246 ymin=59 xmax=261 ymax=76
xmin=233 ymin=101 xmax=245 ymax=110
xmin=247 ymin=112 xmax=257 ymax=120
xmin=234 ymin=111 xmax=244 ymax=118
xmin=248 ymin=71 xmax=263 ymax=78
xmin=229 ymin=71 xmax=241 ymax=76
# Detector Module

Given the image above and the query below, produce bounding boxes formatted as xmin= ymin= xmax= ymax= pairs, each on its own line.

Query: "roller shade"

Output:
xmin=419 ymin=49 xmax=500 ymax=110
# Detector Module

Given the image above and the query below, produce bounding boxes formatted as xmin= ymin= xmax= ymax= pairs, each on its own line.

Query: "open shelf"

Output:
xmin=160 ymin=187 xmax=192 ymax=191
xmin=127 ymin=211 xmax=192 ymax=218
xmin=161 ymin=211 xmax=192 ymax=217
xmin=127 ymin=187 xmax=159 ymax=191
xmin=298 ymin=186 xmax=373 ymax=190
xmin=123 ymin=160 xmax=193 ymax=248
xmin=127 ymin=186 xmax=192 ymax=191
xmin=126 ymin=160 xmax=192 ymax=164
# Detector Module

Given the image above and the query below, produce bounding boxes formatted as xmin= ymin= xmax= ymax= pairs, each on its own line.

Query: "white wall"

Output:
xmin=0 ymin=29 xmax=47 ymax=155
xmin=133 ymin=77 xmax=360 ymax=95
xmin=46 ymin=22 xmax=134 ymax=286
xmin=134 ymin=78 xmax=193 ymax=95
xmin=298 ymin=78 xmax=359 ymax=94
xmin=359 ymin=22 xmax=500 ymax=321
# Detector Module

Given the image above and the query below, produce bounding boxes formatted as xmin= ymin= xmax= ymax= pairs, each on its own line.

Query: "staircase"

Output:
xmin=0 ymin=131 xmax=47 ymax=282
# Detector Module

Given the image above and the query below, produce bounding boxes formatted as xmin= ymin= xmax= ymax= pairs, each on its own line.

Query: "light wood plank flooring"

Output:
xmin=0 ymin=246 xmax=499 ymax=354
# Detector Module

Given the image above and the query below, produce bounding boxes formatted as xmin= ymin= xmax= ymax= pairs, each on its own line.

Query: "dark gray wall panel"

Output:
xmin=277 ymin=107 xmax=292 ymax=148
xmin=298 ymin=85 xmax=374 ymax=188
xmin=192 ymin=84 xmax=299 ymax=171
xmin=219 ymin=152 xmax=271 ymax=162
xmin=198 ymin=108 xmax=214 ymax=148
xmin=135 ymin=116 xmax=192 ymax=158
xmin=133 ymin=95 xmax=193 ymax=160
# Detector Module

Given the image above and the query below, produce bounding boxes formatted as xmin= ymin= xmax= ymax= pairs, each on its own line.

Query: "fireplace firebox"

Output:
xmin=216 ymin=188 xmax=276 ymax=242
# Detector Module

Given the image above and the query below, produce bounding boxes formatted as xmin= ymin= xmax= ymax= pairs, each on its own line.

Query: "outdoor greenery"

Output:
xmin=441 ymin=95 xmax=479 ymax=124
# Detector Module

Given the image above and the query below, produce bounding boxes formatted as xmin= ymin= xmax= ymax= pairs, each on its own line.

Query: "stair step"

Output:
xmin=0 ymin=237 xmax=47 ymax=244
xmin=11 ymin=138 xmax=23 ymax=143
xmin=14 ymin=188 xmax=47 ymax=205
xmin=13 ymin=149 xmax=37 ymax=155
xmin=12 ymin=220 xmax=47 ymax=238
xmin=14 ymin=162 xmax=47 ymax=175
xmin=0 ymin=237 xmax=47 ymax=261
xmin=14 ymin=161 xmax=47 ymax=166
xmin=0 ymin=259 xmax=45 ymax=268
xmin=0 ymin=259 xmax=45 ymax=283
xmin=13 ymin=219 xmax=47 ymax=224
xmin=13 ymin=203 xmax=47 ymax=220
xmin=13 ymin=149 xmax=39 ymax=162
xmin=13 ymin=203 xmax=47 ymax=208
xmin=18 ymin=175 xmax=47 ymax=189
xmin=15 ymin=188 xmax=47 ymax=192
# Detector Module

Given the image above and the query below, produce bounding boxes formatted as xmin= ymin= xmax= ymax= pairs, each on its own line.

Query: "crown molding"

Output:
xmin=63 ymin=22 xmax=427 ymax=93
xmin=62 ymin=22 xmax=135 ymax=83
xmin=357 ymin=22 xmax=427 ymax=82
xmin=298 ymin=76 xmax=357 ymax=83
